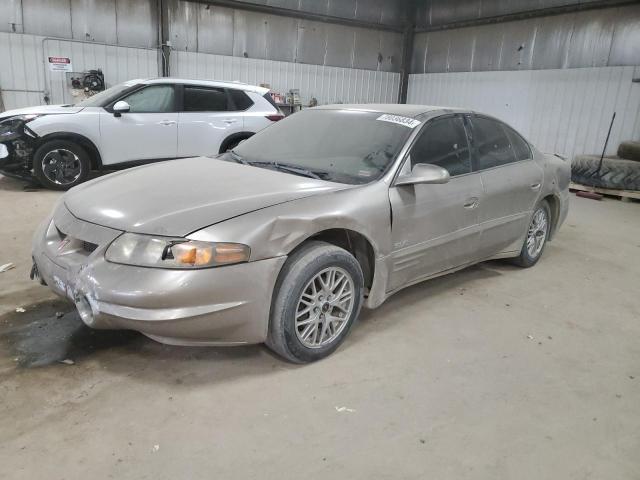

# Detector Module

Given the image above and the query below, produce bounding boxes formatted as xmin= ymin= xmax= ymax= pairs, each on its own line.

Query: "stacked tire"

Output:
xmin=571 ymin=141 xmax=640 ymax=191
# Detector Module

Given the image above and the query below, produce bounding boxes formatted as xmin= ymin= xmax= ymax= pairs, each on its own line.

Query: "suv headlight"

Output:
xmin=105 ymin=233 xmax=250 ymax=269
xmin=0 ymin=114 xmax=42 ymax=138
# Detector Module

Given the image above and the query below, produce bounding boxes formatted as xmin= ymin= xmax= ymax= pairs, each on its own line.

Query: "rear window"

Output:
xmin=262 ymin=92 xmax=281 ymax=113
xmin=228 ymin=89 xmax=254 ymax=110
xmin=184 ymin=86 xmax=229 ymax=112
xmin=471 ymin=116 xmax=517 ymax=170
xmin=504 ymin=126 xmax=532 ymax=161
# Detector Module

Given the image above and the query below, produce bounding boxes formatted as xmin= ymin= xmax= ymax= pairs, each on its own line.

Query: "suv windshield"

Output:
xmin=228 ymin=109 xmax=416 ymax=184
xmin=74 ymin=80 xmax=142 ymax=107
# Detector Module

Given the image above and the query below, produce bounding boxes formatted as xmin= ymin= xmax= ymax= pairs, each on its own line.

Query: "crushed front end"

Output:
xmin=0 ymin=115 xmax=39 ymax=180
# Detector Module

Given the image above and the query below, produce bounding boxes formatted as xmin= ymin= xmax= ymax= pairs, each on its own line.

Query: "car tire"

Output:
xmin=219 ymin=135 xmax=252 ymax=153
xmin=512 ymin=200 xmax=551 ymax=268
xmin=266 ymin=241 xmax=364 ymax=363
xmin=571 ymin=155 xmax=640 ymax=191
xmin=617 ymin=141 xmax=640 ymax=162
xmin=33 ymin=140 xmax=90 ymax=190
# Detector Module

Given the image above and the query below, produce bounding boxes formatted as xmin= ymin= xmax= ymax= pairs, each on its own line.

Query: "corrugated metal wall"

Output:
xmin=407 ymin=66 xmax=640 ymax=160
xmin=411 ymin=4 xmax=640 ymax=73
xmin=232 ymin=0 xmax=408 ymax=26
xmin=166 ymin=0 xmax=403 ymax=72
xmin=0 ymin=0 xmax=406 ymax=110
xmin=0 ymin=32 xmax=45 ymax=109
xmin=0 ymin=33 xmax=159 ymax=110
xmin=0 ymin=0 xmax=160 ymax=47
xmin=41 ymin=38 xmax=159 ymax=105
xmin=171 ymin=50 xmax=400 ymax=105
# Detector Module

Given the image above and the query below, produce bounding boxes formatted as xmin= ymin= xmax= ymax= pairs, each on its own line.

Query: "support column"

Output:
xmin=398 ymin=1 xmax=416 ymax=104
xmin=159 ymin=0 xmax=171 ymax=77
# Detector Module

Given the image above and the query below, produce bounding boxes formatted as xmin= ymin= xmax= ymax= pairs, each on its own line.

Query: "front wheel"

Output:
xmin=33 ymin=140 xmax=90 ymax=190
xmin=513 ymin=200 xmax=551 ymax=268
xmin=266 ymin=241 xmax=364 ymax=363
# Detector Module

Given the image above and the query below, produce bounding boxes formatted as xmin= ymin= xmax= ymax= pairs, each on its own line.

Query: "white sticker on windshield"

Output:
xmin=376 ymin=114 xmax=421 ymax=129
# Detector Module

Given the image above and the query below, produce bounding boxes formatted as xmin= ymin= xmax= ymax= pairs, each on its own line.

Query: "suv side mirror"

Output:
xmin=112 ymin=100 xmax=130 ymax=117
xmin=395 ymin=163 xmax=450 ymax=186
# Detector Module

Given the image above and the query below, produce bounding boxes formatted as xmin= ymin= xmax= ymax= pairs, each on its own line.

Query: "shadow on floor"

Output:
xmin=0 ymin=261 xmax=512 ymax=384
xmin=0 ymin=171 xmax=111 ymax=192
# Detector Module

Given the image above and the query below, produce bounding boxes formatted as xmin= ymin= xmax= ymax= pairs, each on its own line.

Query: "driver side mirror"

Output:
xmin=395 ymin=163 xmax=450 ymax=186
xmin=112 ymin=100 xmax=130 ymax=117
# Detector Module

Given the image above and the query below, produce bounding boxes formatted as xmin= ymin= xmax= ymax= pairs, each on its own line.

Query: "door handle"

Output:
xmin=463 ymin=197 xmax=479 ymax=209
xmin=158 ymin=120 xmax=176 ymax=126
xmin=223 ymin=119 xmax=238 ymax=124
xmin=530 ymin=183 xmax=542 ymax=190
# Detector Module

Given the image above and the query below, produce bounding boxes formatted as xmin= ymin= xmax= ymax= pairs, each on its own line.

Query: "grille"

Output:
xmin=82 ymin=241 xmax=98 ymax=253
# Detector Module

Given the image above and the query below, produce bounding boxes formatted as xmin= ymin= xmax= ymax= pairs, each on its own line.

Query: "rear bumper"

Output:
xmin=32 ymin=213 xmax=286 ymax=346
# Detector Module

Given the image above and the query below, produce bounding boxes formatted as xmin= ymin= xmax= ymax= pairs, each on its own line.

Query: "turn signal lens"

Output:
xmin=213 ymin=243 xmax=250 ymax=264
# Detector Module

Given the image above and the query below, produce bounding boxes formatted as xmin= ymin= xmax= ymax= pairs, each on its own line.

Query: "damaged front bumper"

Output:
xmin=31 ymin=204 xmax=286 ymax=346
xmin=0 ymin=117 xmax=38 ymax=180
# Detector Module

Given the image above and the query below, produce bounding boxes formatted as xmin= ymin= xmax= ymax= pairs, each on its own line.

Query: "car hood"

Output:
xmin=64 ymin=157 xmax=349 ymax=236
xmin=0 ymin=104 xmax=84 ymax=119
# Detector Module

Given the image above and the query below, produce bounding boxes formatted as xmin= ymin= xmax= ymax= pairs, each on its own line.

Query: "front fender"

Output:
xmin=188 ymin=182 xmax=392 ymax=262
xmin=29 ymin=111 xmax=101 ymax=150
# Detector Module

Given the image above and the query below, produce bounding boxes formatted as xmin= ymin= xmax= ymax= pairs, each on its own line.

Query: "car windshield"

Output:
xmin=74 ymin=80 xmax=143 ymax=107
xmin=226 ymin=109 xmax=417 ymax=184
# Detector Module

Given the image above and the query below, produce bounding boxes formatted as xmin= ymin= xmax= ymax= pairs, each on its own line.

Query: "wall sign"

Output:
xmin=48 ymin=56 xmax=73 ymax=72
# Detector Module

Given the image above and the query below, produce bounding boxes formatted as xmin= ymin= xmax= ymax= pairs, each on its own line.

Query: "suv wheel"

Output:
xmin=33 ymin=140 xmax=90 ymax=190
xmin=267 ymin=241 xmax=364 ymax=363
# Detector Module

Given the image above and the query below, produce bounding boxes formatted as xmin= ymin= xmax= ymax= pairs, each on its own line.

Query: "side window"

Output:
xmin=122 ymin=85 xmax=175 ymax=113
xmin=228 ymin=89 xmax=254 ymax=110
xmin=410 ymin=116 xmax=471 ymax=177
xmin=504 ymin=126 xmax=532 ymax=161
xmin=471 ymin=117 xmax=517 ymax=170
xmin=183 ymin=86 xmax=229 ymax=112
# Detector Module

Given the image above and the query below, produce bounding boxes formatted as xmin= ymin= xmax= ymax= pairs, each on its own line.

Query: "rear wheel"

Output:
xmin=219 ymin=135 xmax=252 ymax=153
xmin=266 ymin=241 xmax=364 ymax=363
xmin=513 ymin=200 xmax=550 ymax=268
xmin=33 ymin=140 xmax=90 ymax=190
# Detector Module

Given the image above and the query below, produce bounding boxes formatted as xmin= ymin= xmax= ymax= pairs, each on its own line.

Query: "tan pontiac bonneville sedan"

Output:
xmin=31 ymin=105 xmax=570 ymax=363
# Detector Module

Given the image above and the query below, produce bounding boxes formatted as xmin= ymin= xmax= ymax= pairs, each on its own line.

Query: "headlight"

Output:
xmin=105 ymin=233 xmax=250 ymax=269
xmin=0 ymin=114 xmax=42 ymax=138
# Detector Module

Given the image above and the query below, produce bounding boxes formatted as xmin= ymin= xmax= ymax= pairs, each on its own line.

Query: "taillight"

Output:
xmin=265 ymin=114 xmax=285 ymax=122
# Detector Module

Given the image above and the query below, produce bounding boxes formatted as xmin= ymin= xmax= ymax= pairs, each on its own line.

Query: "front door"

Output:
xmin=99 ymin=84 xmax=178 ymax=165
xmin=388 ymin=115 xmax=483 ymax=292
xmin=469 ymin=116 xmax=544 ymax=258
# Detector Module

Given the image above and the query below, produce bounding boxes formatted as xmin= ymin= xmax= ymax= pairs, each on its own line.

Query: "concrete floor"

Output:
xmin=0 ymin=174 xmax=638 ymax=480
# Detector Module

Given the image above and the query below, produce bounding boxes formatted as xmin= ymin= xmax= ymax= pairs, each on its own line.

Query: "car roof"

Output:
xmin=314 ymin=104 xmax=469 ymax=117
xmin=141 ymin=78 xmax=269 ymax=94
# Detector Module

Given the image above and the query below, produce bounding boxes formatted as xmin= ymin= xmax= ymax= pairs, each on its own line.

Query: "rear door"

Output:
xmin=99 ymin=84 xmax=178 ymax=165
xmin=469 ymin=115 xmax=544 ymax=258
xmin=177 ymin=85 xmax=246 ymax=157
xmin=388 ymin=115 xmax=484 ymax=291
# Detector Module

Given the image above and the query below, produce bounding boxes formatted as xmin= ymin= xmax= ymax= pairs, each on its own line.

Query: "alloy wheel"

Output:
xmin=294 ymin=267 xmax=355 ymax=348
xmin=41 ymin=149 xmax=82 ymax=186
xmin=526 ymin=207 xmax=548 ymax=258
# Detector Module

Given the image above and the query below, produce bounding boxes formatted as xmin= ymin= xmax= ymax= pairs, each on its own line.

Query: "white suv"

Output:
xmin=0 ymin=78 xmax=283 ymax=189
